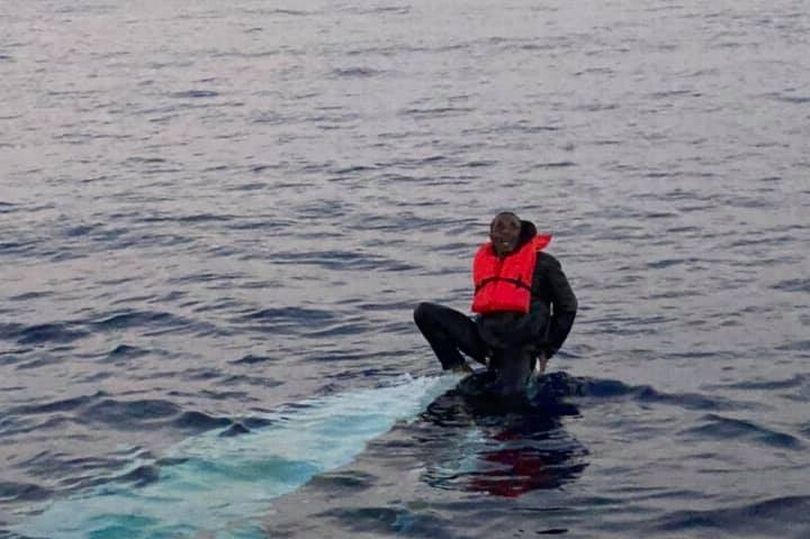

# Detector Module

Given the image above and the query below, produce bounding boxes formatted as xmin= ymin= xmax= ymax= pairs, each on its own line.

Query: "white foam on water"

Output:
xmin=15 ymin=374 xmax=461 ymax=539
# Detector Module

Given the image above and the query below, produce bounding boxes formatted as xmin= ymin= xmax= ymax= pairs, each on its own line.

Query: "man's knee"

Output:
xmin=413 ymin=302 xmax=436 ymax=326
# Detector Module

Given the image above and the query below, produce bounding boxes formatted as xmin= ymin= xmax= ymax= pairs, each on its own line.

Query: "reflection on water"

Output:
xmin=420 ymin=371 xmax=589 ymax=498
xmin=257 ymin=373 xmax=591 ymax=538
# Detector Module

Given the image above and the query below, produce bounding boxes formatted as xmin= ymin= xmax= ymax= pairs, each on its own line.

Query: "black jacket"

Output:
xmin=476 ymin=220 xmax=577 ymax=358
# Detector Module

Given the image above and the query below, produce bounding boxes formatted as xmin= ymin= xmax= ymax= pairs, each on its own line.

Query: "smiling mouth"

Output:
xmin=497 ymin=240 xmax=515 ymax=250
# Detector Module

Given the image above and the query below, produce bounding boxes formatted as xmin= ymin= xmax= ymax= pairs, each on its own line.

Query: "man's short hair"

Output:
xmin=490 ymin=211 xmax=520 ymax=230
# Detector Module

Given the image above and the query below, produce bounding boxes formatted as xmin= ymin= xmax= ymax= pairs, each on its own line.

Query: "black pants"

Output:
xmin=413 ymin=302 xmax=537 ymax=395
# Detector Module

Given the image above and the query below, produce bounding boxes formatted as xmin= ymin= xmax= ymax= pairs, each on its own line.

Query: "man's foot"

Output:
xmin=450 ymin=362 xmax=474 ymax=374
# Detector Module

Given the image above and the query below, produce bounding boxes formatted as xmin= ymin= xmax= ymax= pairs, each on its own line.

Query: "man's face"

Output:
xmin=490 ymin=213 xmax=521 ymax=257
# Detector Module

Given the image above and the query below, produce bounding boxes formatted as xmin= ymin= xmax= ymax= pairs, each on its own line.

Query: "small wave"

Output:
xmin=575 ymin=102 xmax=619 ymax=112
xmin=770 ymin=93 xmax=810 ymax=104
xmin=63 ymin=223 xmax=99 ymax=237
xmin=227 ymin=182 xmax=267 ymax=193
xmin=15 ymin=356 xmax=62 ymax=370
xmin=10 ymin=392 xmax=105 ymax=416
xmin=0 ymin=322 xmax=25 ymax=341
xmin=681 ymin=413 xmax=803 ymax=449
xmin=651 ymin=495 xmax=810 ymax=537
xmin=182 ymin=368 xmax=221 ymax=381
xmin=210 ymin=48 xmax=279 ymax=59
xmin=114 ymin=464 xmax=161 ymax=488
xmin=169 ymin=90 xmax=220 ymax=99
xmin=402 ymin=107 xmax=475 ymax=117
xmin=230 ymin=354 xmax=274 ymax=365
xmin=271 ymin=249 xmax=418 ymax=272
xmin=171 ymin=411 xmax=232 ymax=432
xmin=124 ymin=156 xmax=166 ymax=164
xmin=0 ymin=481 xmax=51 ymax=503
xmin=219 ymin=423 xmax=251 ymax=438
xmin=643 ymin=211 xmax=678 ymax=219
xmin=528 ymin=161 xmax=576 ymax=169
xmin=236 ymin=307 xmax=337 ymax=336
xmin=16 ymin=323 xmax=88 ymax=346
xmin=520 ymin=373 xmax=739 ymax=412
xmin=331 ymin=67 xmax=384 ymax=78
xmin=0 ymin=352 xmax=29 ymax=367
xmin=79 ymin=399 xmax=182 ymax=429
xmin=313 ymin=506 xmax=440 ymax=535
xmin=177 ymin=213 xmax=234 ymax=223
xmin=220 ymin=374 xmax=283 ymax=388
xmin=706 ymin=374 xmax=808 ymax=391
xmin=462 ymin=160 xmax=496 ymax=168
xmin=241 ymin=306 xmax=335 ymax=323
xmin=6 ymin=291 xmax=52 ymax=302
xmin=775 ymin=340 xmax=810 ymax=352
xmin=252 ymin=111 xmax=287 ymax=124
xmin=307 ymin=470 xmax=376 ymax=491
xmin=647 ymin=257 xmax=700 ymax=269
xmin=242 ymin=417 xmax=273 ymax=429
xmin=250 ymin=164 xmax=277 ymax=173
xmin=107 ymin=344 xmax=149 ymax=360
xmin=339 ymin=5 xmax=410 ymax=15
xmin=305 ymin=320 xmax=370 ymax=338
xmin=637 ymin=389 xmax=740 ymax=412
xmin=168 ymin=271 xmax=244 ymax=285
xmin=138 ymin=213 xmax=234 ymax=224
xmin=261 ymin=8 xmax=312 ymax=16
xmin=91 ymin=310 xmax=182 ymax=331
xmin=648 ymin=89 xmax=696 ymax=99
xmin=333 ymin=164 xmax=377 ymax=174
xmin=517 ymin=124 xmax=561 ymax=133
xmin=772 ymin=278 xmax=810 ymax=293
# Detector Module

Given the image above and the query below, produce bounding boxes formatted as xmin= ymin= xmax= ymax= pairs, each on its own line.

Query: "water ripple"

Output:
xmin=651 ymin=496 xmax=810 ymax=538
xmin=681 ymin=414 xmax=803 ymax=449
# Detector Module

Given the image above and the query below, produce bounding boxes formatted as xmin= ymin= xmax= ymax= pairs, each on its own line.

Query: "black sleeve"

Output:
xmin=537 ymin=254 xmax=577 ymax=357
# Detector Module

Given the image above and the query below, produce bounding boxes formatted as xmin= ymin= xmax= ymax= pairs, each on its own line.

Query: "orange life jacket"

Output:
xmin=471 ymin=235 xmax=552 ymax=314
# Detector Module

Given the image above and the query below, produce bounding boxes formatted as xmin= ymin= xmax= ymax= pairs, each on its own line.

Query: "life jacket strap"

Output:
xmin=474 ymin=276 xmax=533 ymax=293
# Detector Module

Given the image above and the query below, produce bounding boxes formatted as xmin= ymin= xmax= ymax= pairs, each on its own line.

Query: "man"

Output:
xmin=414 ymin=211 xmax=577 ymax=396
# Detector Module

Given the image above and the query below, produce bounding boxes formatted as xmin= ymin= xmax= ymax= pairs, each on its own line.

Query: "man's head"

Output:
xmin=490 ymin=211 xmax=522 ymax=257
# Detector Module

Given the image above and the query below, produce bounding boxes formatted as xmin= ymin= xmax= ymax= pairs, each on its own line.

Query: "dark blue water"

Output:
xmin=2 ymin=0 xmax=809 ymax=537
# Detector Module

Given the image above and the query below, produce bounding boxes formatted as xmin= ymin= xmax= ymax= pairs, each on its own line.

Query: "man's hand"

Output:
xmin=534 ymin=352 xmax=549 ymax=376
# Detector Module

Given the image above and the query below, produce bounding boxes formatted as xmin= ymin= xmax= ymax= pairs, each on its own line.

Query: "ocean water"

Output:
xmin=1 ymin=0 xmax=809 ymax=537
